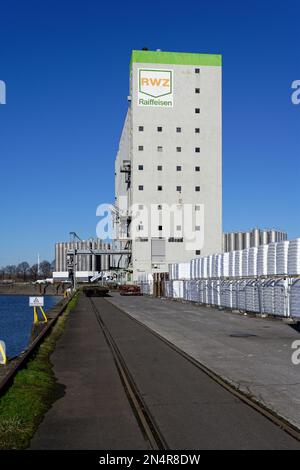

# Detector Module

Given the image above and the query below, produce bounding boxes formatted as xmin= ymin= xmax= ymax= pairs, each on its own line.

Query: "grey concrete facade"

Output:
xmin=115 ymin=50 xmax=222 ymax=280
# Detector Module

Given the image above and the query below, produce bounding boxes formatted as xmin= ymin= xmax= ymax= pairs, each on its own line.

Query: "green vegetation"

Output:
xmin=0 ymin=293 xmax=79 ymax=449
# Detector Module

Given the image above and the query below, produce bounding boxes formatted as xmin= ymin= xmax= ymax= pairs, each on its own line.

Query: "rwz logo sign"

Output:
xmin=138 ymin=69 xmax=173 ymax=107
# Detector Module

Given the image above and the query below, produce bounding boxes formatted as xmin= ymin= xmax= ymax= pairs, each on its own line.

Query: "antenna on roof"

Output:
xmin=142 ymin=47 xmax=149 ymax=51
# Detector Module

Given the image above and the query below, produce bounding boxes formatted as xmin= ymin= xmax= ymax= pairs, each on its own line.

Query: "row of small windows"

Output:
xmin=138 ymin=185 xmax=200 ymax=192
xmin=137 ymin=225 xmax=201 ymax=232
xmin=138 ymin=126 xmax=200 ymax=133
xmin=138 ymin=165 xmax=200 ymax=172
xmin=137 ymin=204 xmax=201 ymax=211
xmin=138 ymin=146 xmax=200 ymax=152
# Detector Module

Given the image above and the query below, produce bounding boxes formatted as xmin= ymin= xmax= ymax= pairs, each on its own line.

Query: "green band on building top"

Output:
xmin=131 ymin=50 xmax=222 ymax=67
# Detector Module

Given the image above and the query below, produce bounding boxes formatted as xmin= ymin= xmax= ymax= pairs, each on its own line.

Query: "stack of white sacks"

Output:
xmin=288 ymin=239 xmax=300 ymax=275
xmin=257 ymin=245 xmax=268 ymax=276
xmin=290 ymin=279 xmax=300 ymax=318
xmin=277 ymin=241 xmax=289 ymax=275
xmin=163 ymin=239 xmax=300 ymax=317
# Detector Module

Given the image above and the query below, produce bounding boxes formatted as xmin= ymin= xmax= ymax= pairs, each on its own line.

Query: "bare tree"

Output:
xmin=29 ymin=264 xmax=39 ymax=281
xmin=5 ymin=265 xmax=17 ymax=279
xmin=39 ymin=260 xmax=51 ymax=278
xmin=17 ymin=261 xmax=30 ymax=281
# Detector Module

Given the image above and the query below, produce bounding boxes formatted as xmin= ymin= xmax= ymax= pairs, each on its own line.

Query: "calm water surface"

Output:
xmin=0 ymin=295 xmax=62 ymax=359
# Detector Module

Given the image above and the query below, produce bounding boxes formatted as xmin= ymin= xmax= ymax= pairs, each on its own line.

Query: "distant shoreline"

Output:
xmin=0 ymin=284 xmax=65 ymax=296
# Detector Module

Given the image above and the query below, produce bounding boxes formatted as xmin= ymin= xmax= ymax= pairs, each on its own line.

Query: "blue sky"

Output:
xmin=0 ymin=0 xmax=299 ymax=265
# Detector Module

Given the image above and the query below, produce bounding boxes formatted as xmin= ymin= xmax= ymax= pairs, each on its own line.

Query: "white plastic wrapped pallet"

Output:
xmin=288 ymin=238 xmax=300 ymax=275
xmin=276 ymin=241 xmax=289 ymax=275
xmin=221 ymin=252 xmax=229 ymax=277
xmin=237 ymin=280 xmax=247 ymax=310
xmin=248 ymin=247 xmax=258 ymax=277
xmin=267 ymin=243 xmax=277 ymax=276
xmin=261 ymin=279 xmax=275 ymax=315
xmin=274 ymin=279 xmax=289 ymax=317
xmin=257 ymin=245 xmax=269 ymax=276
xmin=290 ymin=279 xmax=300 ymax=318
xmin=201 ymin=257 xmax=208 ymax=279
xmin=173 ymin=280 xmax=184 ymax=298
xmin=242 ymin=249 xmax=249 ymax=277
xmin=215 ymin=254 xmax=222 ymax=278
xmin=229 ymin=251 xmax=236 ymax=278
xmin=234 ymin=250 xmax=243 ymax=277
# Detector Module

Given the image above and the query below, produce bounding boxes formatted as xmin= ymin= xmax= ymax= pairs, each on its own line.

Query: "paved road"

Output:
xmin=31 ymin=294 xmax=300 ymax=449
xmin=108 ymin=293 xmax=300 ymax=430
xmin=30 ymin=295 xmax=149 ymax=450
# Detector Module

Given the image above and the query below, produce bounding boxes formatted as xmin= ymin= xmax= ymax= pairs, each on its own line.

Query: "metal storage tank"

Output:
xmin=228 ymin=232 xmax=235 ymax=252
xmin=222 ymin=233 xmax=227 ymax=252
xmin=268 ymin=230 xmax=276 ymax=244
xmin=235 ymin=232 xmax=243 ymax=250
xmin=243 ymin=231 xmax=251 ymax=249
xmin=251 ymin=228 xmax=260 ymax=247
xmin=260 ymin=230 xmax=268 ymax=245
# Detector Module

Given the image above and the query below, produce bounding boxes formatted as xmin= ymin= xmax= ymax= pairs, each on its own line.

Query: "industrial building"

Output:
xmin=53 ymin=238 xmax=128 ymax=282
xmin=115 ymin=49 xmax=222 ymax=280
xmin=222 ymin=228 xmax=287 ymax=252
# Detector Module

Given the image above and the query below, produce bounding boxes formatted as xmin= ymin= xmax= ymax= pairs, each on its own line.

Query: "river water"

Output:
xmin=0 ymin=295 xmax=62 ymax=359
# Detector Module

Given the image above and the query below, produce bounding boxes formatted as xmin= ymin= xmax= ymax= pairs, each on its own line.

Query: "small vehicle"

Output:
xmin=120 ymin=285 xmax=142 ymax=296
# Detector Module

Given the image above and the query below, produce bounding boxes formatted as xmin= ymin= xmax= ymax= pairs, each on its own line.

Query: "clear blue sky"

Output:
xmin=0 ymin=0 xmax=299 ymax=265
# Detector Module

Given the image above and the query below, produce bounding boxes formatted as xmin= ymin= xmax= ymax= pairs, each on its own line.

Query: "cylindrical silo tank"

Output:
xmin=260 ymin=230 xmax=268 ymax=245
xmin=228 ymin=232 xmax=235 ymax=252
xmin=235 ymin=232 xmax=243 ymax=251
xmin=223 ymin=233 xmax=227 ymax=252
xmin=268 ymin=229 xmax=276 ymax=244
xmin=251 ymin=228 xmax=260 ymax=247
xmin=243 ymin=232 xmax=251 ymax=249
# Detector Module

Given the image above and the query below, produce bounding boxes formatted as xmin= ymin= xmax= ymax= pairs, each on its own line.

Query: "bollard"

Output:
xmin=0 ymin=340 xmax=7 ymax=365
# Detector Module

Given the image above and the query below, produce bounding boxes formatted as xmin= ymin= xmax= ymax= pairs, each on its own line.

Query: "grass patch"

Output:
xmin=0 ymin=293 xmax=79 ymax=449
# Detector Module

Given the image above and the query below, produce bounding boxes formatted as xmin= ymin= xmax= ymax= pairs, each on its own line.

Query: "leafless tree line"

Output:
xmin=0 ymin=260 xmax=54 ymax=282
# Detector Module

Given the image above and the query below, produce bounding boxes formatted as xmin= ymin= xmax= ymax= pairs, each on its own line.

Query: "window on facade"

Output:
xmin=195 ymin=166 xmax=200 ymax=171
xmin=138 ymin=126 xmax=144 ymax=131
xmin=157 ymin=165 xmax=162 ymax=171
xmin=195 ymin=68 xmax=200 ymax=74
xmin=138 ymin=145 xmax=144 ymax=151
xmin=195 ymin=205 xmax=201 ymax=211
xmin=158 ymin=225 xmax=163 ymax=231
xmin=195 ymin=108 xmax=200 ymax=114
xmin=195 ymin=226 xmax=200 ymax=231
xmin=195 ymin=88 xmax=200 ymax=94
xmin=196 ymin=249 xmax=201 ymax=255
xmin=138 ymin=225 xmax=144 ymax=231
xmin=157 ymin=126 xmax=162 ymax=132
xmin=138 ymin=204 xmax=144 ymax=210
xmin=176 ymin=225 xmax=182 ymax=231
xmin=195 ymin=147 xmax=200 ymax=153
xmin=176 ymin=186 xmax=182 ymax=192
xmin=138 ymin=165 xmax=143 ymax=170
xmin=176 ymin=127 xmax=181 ymax=133
xmin=195 ymin=128 xmax=200 ymax=133
xmin=157 ymin=185 xmax=162 ymax=191
xmin=195 ymin=186 xmax=200 ymax=192
xmin=157 ymin=146 xmax=163 ymax=152
xmin=157 ymin=204 xmax=162 ymax=210
xmin=138 ymin=185 xmax=144 ymax=190
xmin=176 ymin=147 xmax=181 ymax=152
xmin=176 ymin=166 xmax=181 ymax=171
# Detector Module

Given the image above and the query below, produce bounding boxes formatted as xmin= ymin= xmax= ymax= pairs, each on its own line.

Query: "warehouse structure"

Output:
xmin=115 ymin=49 xmax=222 ymax=280
xmin=223 ymin=228 xmax=287 ymax=252
xmin=53 ymin=239 xmax=128 ymax=282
